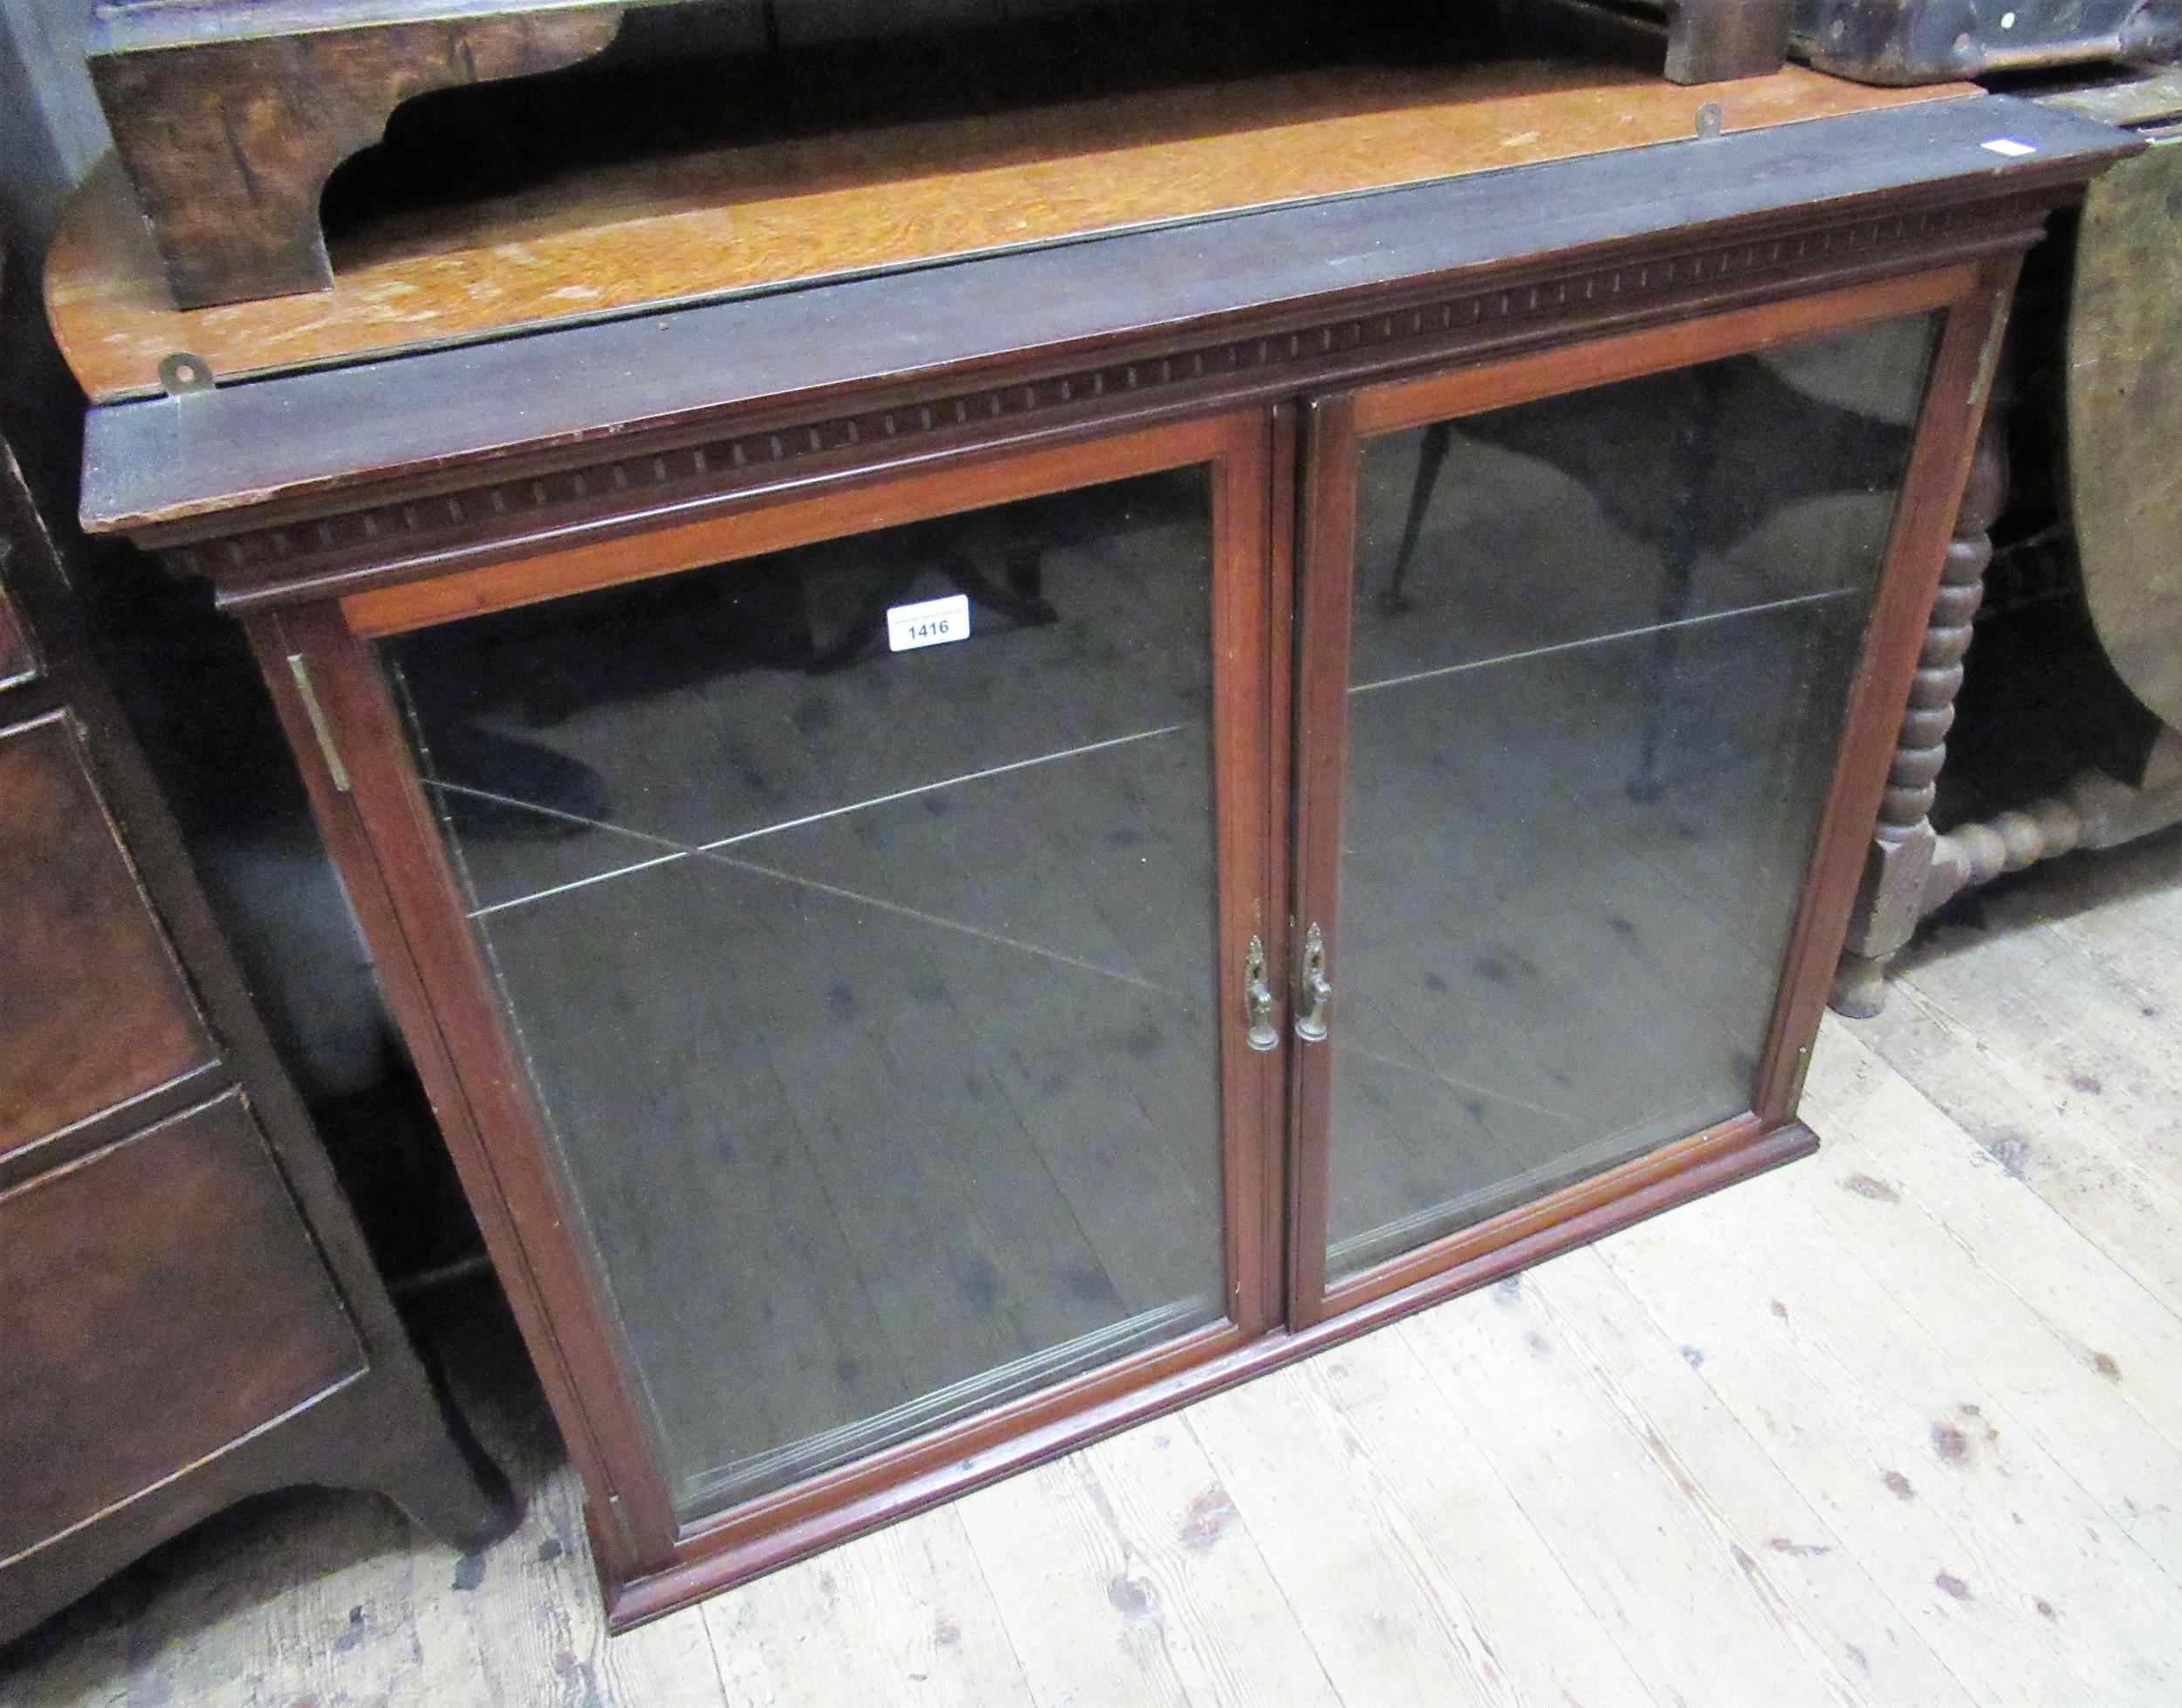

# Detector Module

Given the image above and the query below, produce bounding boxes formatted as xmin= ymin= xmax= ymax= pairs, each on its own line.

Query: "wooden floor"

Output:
xmin=7 ymin=825 xmax=2181 ymax=1706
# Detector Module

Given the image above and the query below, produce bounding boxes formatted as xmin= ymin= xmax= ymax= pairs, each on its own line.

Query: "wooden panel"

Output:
xmin=0 ymin=579 xmax=34 ymax=688
xmin=47 ymin=60 xmax=1968 ymax=402
xmin=2069 ymin=133 xmax=2182 ymax=729
xmin=0 ymin=712 xmax=215 ymax=1162
xmin=77 ymin=93 xmax=2129 ymax=551
xmin=89 ymin=9 xmax=624 ymax=307
xmin=340 ymin=412 xmax=1235 ymax=632
xmin=0 ymin=1092 xmax=366 ymax=1563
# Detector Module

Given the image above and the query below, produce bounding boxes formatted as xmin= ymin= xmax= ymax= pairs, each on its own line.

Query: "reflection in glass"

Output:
xmin=385 ymin=470 xmax=1227 ymax=1518
xmin=1328 ymin=316 xmax=1938 ymax=1280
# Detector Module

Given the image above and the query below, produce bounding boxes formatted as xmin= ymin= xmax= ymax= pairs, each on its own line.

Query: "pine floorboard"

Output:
xmin=4 ymin=827 xmax=2178 ymax=1707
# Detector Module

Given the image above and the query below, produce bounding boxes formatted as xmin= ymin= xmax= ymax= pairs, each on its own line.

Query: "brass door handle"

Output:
xmin=1294 ymin=922 xmax=1332 ymax=1042
xmin=1243 ymin=936 xmax=1280 ymax=1053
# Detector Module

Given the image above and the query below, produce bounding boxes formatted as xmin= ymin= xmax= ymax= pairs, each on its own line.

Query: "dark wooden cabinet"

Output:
xmin=0 ymin=711 xmax=217 ymax=1160
xmin=69 ymin=87 xmax=2133 ymax=1625
xmin=0 ymin=1094 xmax=367 ymax=1565
xmin=0 ymin=429 xmax=509 ymax=1645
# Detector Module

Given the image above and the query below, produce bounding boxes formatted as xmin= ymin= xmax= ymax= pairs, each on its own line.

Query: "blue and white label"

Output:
xmin=1981 ymin=138 xmax=2037 ymax=158
xmin=887 ymin=593 xmax=971 ymax=653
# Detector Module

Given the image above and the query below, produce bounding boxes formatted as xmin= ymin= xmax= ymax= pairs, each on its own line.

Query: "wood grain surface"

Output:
xmin=46 ymin=58 xmax=1966 ymax=402
xmin=10 ymin=828 xmax=2180 ymax=1705
xmin=0 ymin=581 xmax=35 ymax=689
xmin=89 ymin=10 xmax=624 ymax=307
xmin=0 ymin=1093 xmax=366 ymax=1562
xmin=0 ymin=712 xmax=216 ymax=1163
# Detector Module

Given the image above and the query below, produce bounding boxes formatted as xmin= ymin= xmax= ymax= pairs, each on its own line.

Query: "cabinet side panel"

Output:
xmin=0 ymin=1092 xmax=366 ymax=1563
xmin=0 ymin=712 xmax=216 ymax=1161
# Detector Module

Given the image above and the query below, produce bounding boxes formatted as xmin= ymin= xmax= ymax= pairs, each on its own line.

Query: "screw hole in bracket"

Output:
xmin=158 ymin=352 xmax=216 ymax=397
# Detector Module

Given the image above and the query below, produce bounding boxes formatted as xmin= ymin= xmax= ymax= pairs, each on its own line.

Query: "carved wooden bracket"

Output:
xmin=89 ymin=9 xmax=624 ymax=309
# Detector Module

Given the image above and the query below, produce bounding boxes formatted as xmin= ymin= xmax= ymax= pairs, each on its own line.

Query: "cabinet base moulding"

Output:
xmin=605 ymin=1113 xmax=1815 ymax=1629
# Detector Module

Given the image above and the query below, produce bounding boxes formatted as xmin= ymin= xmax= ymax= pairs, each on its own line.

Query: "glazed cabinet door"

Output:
xmin=1287 ymin=293 xmax=1948 ymax=1321
xmin=305 ymin=412 xmax=1284 ymax=1563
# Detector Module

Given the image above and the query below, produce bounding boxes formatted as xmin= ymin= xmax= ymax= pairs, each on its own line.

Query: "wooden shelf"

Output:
xmin=46 ymin=58 xmax=1966 ymax=403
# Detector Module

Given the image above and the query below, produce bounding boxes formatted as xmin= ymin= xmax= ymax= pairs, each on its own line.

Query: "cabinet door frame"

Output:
xmin=1287 ymin=260 xmax=2014 ymax=1327
xmin=247 ymin=404 xmax=1288 ymax=1596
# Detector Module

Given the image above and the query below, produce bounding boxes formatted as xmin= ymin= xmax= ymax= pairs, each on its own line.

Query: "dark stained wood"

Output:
xmin=1344 ymin=266 xmax=1974 ymax=436
xmin=1519 ymin=0 xmax=1792 ymax=86
xmin=1829 ymin=422 xmax=2005 ymax=1018
xmin=1257 ymin=402 xmax=1299 ymax=1326
xmin=1791 ymin=0 xmax=2182 ymax=85
xmin=72 ymin=88 xmax=2131 ymax=1629
xmin=0 ymin=712 xmax=216 ymax=1163
xmin=89 ymin=7 xmax=624 ymax=308
xmin=1755 ymin=256 xmax=2021 ymax=1105
xmin=48 ymin=60 xmax=1962 ymax=401
xmin=1664 ymin=0 xmax=1793 ymax=83
xmin=2069 ymin=131 xmax=2182 ymax=731
xmin=1207 ymin=409 xmax=1285 ymax=1339
xmin=1286 ymin=391 xmax=1359 ymax=1331
xmin=0 ymin=417 xmax=510 ymax=1645
xmin=249 ymin=600 xmax=681 ymax=1584
xmin=0 ymin=580 xmax=33 ymax=689
xmin=0 ymin=1093 xmax=367 ymax=1561
xmin=340 ymin=415 xmax=1245 ymax=633
xmin=79 ymin=94 xmax=2131 ymax=553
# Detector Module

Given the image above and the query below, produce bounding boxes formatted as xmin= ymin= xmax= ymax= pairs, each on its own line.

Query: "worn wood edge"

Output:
xmin=1204 ymin=408 xmax=1284 ymax=1340
xmin=337 ymin=412 xmax=1240 ymax=634
xmin=84 ymin=93 xmax=2137 ymax=546
xmin=1319 ymin=1109 xmax=1778 ymax=1316
xmin=1256 ymin=403 xmax=1299 ymax=1332
xmin=86 ymin=0 xmax=621 ymax=54
xmin=46 ymin=61 xmax=1972 ymax=402
xmin=0 ymin=1056 xmax=230 ymax=1196
xmin=1755 ymin=256 xmax=2020 ymax=1118
xmin=602 ymin=1112 xmax=1815 ymax=1629
xmin=151 ymin=189 xmax=2062 ymax=609
xmin=0 ymin=1362 xmax=391 ymax=1635
xmin=291 ymin=225 xmax=2041 ymax=631
xmin=1283 ymin=390 xmax=1360 ymax=1330
xmin=244 ymin=604 xmax=672 ymax=1584
xmin=1347 ymin=260 xmax=1973 ymax=435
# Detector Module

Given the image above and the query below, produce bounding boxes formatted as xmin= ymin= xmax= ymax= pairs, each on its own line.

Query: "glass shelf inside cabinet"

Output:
xmin=1326 ymin=314 xmax=1940 ymax=1283
xmin=382 ymin=469 xmax=1227 ymax=1519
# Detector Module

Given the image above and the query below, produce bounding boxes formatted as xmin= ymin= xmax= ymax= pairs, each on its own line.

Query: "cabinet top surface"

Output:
xmin=49 ymin=58 xmax=1960 ymax=407
xmin=79 ymin=93 xmax=2135 ymax=549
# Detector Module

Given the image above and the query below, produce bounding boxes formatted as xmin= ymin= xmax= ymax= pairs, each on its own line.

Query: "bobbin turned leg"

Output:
xmin=1831 ymin=424 xmax=2006 ymax=1018
xmin=1922 ymin=726 xmax=2182 ymax=909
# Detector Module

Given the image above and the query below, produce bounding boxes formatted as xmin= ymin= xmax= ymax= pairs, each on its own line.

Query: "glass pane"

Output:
xmin=1328 ymin=316 xmax=1938 ymax=1280
xmin=383 ymin=469 xmax=1227 ymax=1518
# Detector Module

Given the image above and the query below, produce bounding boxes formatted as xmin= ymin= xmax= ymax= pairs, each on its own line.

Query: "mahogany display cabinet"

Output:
xmin=65 ymin=89 xmax=2133 ymax=1624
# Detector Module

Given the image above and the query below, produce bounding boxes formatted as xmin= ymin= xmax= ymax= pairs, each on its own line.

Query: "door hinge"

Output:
xmin=286 ymin=653 xmax=351 ymax=792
